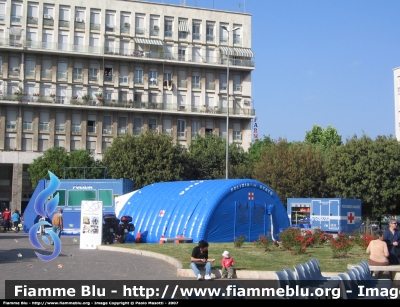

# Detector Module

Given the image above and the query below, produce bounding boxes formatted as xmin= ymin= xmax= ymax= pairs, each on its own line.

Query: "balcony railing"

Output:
xmin=233 ymin=85 xmax=242 ymax=92
xmin=90 ymin=23 xmax=100 ymax=31
xmin=150 ymin=29 xmax=159 ymax=36
xmin=87 ymin=126 xmax=97 ymax=133
xmin=103 ymin=127 xmax=112 ymax=134
xmin=41 ymin=70 xmax=52 ymax=79
xmin=25 ymin=69 xmax=35 ymax=78
xmin=59 ymin=20 xmax=69 ymax=27
xmin=164 ymin=31 xmax=173 ymax=38
xmin=104 ymin=75 xmax=114 ymax=82
xmin=75 ymin=22 xmax=85 ymax=29
xmin=233 ymin=132 xmax=242 ymax=141
xmin=73 ymin=72 xmax=83 ymax=81
xmin=177 ymin=80 xmax=187 ymax=88
xmin=233 ymin=38 xmax=242 ymax=45
xmin=43 ymin=19 xmax=54 ymax=26
xmin=71 ymin=124 xmax=81 ymax=132
xmin=27 ymin=16 xmax=38 ymax=25
xmin=6 ymin=122 xmax=17 ymax=130
xmin=23 ymin=122 xmax=34 ymax=130
xmin=105 ymin=25 xmax=115 ymax=32
xmin=0 ymin=94 xmax=255 ymax=116
xmin=118 ymin=128 xmax=127 ymax=134
xmin=11 ymin=15 xmax=22 ymax=23
xmin=192 ymin=83 xmax=201 ymax=89
xmin=177 ymin=131 xmax=186 ymax=138
xmin=57 ymin=72 xmax=68 ymax=80
xmin=192 ymin=33 xmax=201 ymax=40
xmin=121 ymin=27 xmax=130 ymax=34
xmin=206 ymin=82 xmax=215 ymax=90
xmin=136 ymin=28 xmax=145 ymax=35
xmin=39 ymin=123 xmax=50 ymax=131
xmin=134 ymin=77 xmax=144 ymax=85
xmin=55 ymin=124 xmax=66 ymax=132
xmin=119 ymin=76 xmax=129 ymax=84
xmin=89 ymin=75 xmax=98 ymax=82
xmin=206 ymin=35 xmax=215 ymax=42
xmin=178 ymin=32 xmax=188 ymax=39
xmin=11 ymin=39 xmax=254 ymax=67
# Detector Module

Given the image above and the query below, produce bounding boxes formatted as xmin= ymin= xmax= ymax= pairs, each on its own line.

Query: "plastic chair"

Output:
xmin=283 ymin=268 xmax=299 ymax=289
xmin=275 ymin=271 xmax=290 ymax=288
xmin=300 ymin=262 xmax=314 ymax=279
xmin=293 ymin=265 xmax=307 ymax=281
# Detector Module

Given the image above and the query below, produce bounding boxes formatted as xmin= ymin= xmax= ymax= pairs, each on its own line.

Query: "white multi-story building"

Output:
xmin=394 ymin=67 xmax=400 ymax=140
xmin=0 ymin=0 xmax=255 ymax=213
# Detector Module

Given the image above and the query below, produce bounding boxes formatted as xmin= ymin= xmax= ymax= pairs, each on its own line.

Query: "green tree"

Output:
xmin=248 ymin=135 xmax=274 ymax=162
xmin=65 ymin=150 xmax=105 ymax=179
xmin=186 ymin=135 xmax=251 ymax=180
xmin=27 ymin=147 xmax=102 ymax=188
xmin=102 ymin=131 xmax=186 ymax=189
xmin=326 ymin=134 xmax=400 ymax=218
xmin=27 ymin=147 xmax=69 ymax=188
xmin=305 ymin=124 xmax=342 ymax=149
xmin=252 ymin=139 xmax=331 ymax=205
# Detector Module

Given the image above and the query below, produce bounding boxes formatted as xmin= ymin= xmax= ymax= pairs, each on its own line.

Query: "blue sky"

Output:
xmin=154 ymin=0 xmax=400 ymax=142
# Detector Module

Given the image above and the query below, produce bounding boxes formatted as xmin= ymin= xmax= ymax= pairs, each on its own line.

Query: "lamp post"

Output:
xmin=221 ymin=26 xmax=239 ymax=180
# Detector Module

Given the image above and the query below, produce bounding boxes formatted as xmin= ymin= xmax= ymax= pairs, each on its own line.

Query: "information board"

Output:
xmin=80 ymin=200 xmax=103 ymax=249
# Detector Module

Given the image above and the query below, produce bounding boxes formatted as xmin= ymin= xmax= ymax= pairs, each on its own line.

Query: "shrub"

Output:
xmin=279 ymin=227 xmax=309 ymax=255
xmin=359 ymin=233 xmax=375 ymax=248
xmin=253 ymin=234 xmax=279 ymax=251
xmin=313 ymin=228 xmax=329 ymax=246
xmin=234 ymin=235 xmax=246 ymax=248
xmin=329 ymin=233 xmax=354 ymax=258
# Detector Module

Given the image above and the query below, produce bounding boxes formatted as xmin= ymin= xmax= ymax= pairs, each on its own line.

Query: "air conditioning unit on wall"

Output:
xmin=75 ymin=17 xmax=84 ymax=23
xmin=44 ymin=14 xmax=52 ymax=19
xmin=124 ymin=22 xmax=130 ymax=27
xmin=153 ymin=25 xmax=159 ymax=30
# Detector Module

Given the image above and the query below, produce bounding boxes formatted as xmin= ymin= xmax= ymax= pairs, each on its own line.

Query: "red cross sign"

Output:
xmin=248 ymin=192 xmax=254 ymax=200
xmin=158 ymin=210 xmax=165 ymax=217
xmin=347 ymin=212 xmax=355 ymax=224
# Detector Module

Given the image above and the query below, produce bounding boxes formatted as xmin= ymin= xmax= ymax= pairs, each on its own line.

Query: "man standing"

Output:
xmin=2 ymin=208 xmax=11 ymax=232
xmin=51 ymin=208 xmax=63 ymax=245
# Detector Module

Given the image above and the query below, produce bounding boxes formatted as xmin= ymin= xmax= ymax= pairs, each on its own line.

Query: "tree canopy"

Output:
xmin=101 ymin=131 xmax=186 ymax=189
xmin=252 ymin=138 xmax=331 ymax=205
xmin=326 ymin=134 xmax=400 ymax=217
xmin=27 ymin=147 xmax=102 ymax=188
xmin=305 ymin=124 xmax=342 ymax=149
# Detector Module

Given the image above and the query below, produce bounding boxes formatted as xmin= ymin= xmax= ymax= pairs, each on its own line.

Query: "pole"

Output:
xmin=225 ymin=31 xmax=230 ymax=180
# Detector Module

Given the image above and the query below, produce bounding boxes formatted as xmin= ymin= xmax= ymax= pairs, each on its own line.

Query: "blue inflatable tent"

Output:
xmin=118 ymin=179 xmax=290 ymax=243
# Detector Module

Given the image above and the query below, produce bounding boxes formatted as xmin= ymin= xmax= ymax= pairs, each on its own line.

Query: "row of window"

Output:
xmin=3 ymin=1 xmax=243 ymax=44
xmin=3 ymin=111 xmax=243 ymax=145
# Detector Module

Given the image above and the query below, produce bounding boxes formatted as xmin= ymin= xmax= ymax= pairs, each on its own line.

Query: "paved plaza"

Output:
xmin=0 ymin=232 xmax=192 ymax=299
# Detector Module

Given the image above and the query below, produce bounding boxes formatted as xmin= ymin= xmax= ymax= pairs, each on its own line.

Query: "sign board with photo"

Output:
xmin=80 ymin=201 xmax=103 ymax=249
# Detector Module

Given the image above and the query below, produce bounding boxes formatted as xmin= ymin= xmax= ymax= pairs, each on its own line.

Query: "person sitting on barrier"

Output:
xmin=383 ymin=218 xmax=400 ymax=265
xmin=366 ymin=230 xmax=389 ymax=279
xmin=190 ymin=240 xmax=215 ymax=280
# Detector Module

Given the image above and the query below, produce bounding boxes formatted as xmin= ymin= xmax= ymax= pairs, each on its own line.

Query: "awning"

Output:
xmin=178 ymin=21 xmax=189 ymax=32
xmin=134 ymin=38 xmax=163 ymax=46
xmin=10 ymin=27 xmax=22 ymax=36
xmin=219 ymin=46 xmax=254 ymax=58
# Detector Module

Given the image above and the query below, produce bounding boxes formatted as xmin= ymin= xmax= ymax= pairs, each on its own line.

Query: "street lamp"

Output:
xmin=221 ymin=26 xmax=239 ymax=180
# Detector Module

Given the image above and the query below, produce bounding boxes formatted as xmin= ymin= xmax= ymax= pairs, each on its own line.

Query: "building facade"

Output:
xmin=394 ymin=67 xmax=400 ymax=141
xmin=0 ymin=0 xmax=255 ymax=213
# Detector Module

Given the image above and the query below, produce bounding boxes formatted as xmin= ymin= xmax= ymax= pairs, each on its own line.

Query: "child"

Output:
xmin=221 ymin=250 xmax=235 ymax=279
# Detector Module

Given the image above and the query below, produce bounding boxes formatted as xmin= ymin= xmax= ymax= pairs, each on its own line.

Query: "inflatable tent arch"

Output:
xmin=117 ymin=179 xmax=290 ymax=243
